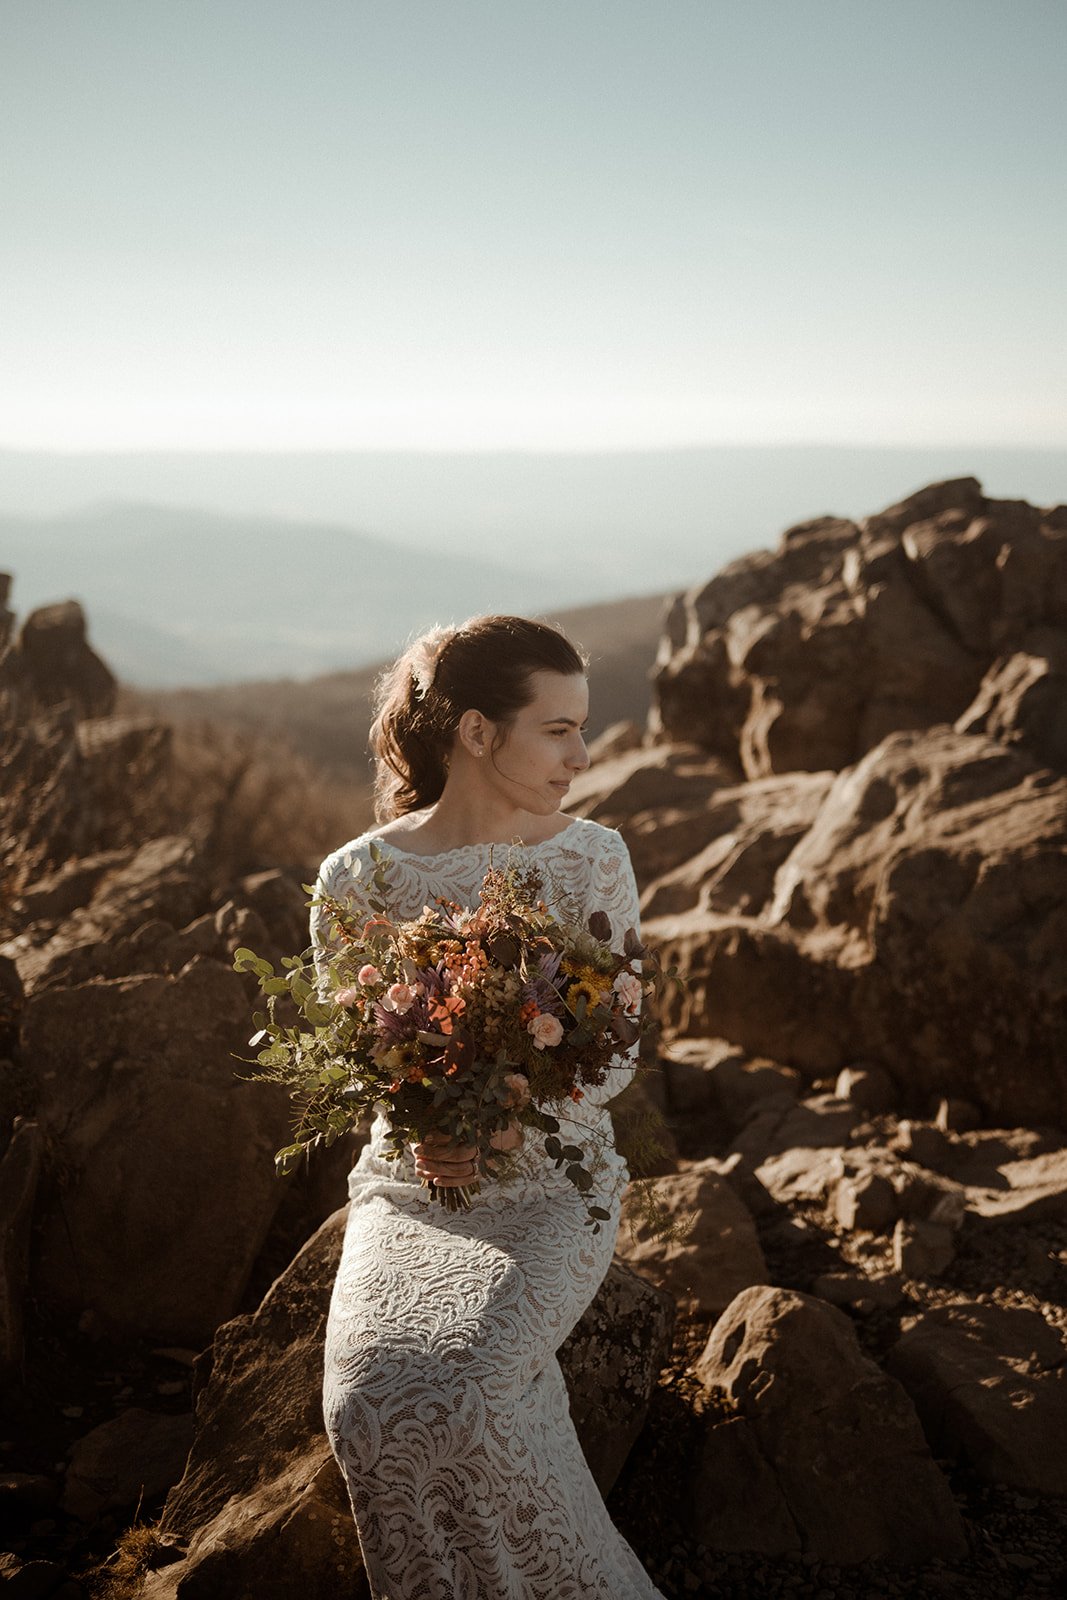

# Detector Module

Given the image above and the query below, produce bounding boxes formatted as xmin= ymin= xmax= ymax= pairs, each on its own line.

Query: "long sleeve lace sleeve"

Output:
xmin=309 ymin=843 xmax=374 ymax=1001
xmin=578 ymin=828 xmax=643 ymax=1109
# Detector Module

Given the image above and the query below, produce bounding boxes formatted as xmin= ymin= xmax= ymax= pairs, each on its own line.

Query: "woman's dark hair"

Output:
xmin=369 ymin=614 xmax=589 ymax=821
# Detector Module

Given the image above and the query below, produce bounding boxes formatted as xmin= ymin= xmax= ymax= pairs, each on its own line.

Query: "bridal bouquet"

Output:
xmin=233 ymin=840 xmax=676 ymax=1233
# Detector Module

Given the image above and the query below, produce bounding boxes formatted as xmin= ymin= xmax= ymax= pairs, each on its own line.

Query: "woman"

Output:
xmin=313 ymin=614 xmax=664 ymax=1600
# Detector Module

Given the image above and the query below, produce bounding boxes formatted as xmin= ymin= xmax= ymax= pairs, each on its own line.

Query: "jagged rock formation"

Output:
xmin=650 ymin=476 xmax=1067 ymax=778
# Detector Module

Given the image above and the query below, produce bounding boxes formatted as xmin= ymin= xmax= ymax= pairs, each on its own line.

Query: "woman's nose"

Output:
xmin=568 ymin=737 xmax=590 ymax=773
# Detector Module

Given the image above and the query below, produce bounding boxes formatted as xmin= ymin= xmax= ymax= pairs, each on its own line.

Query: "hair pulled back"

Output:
xmin=369 ymin=614 xmax=588 ymax=821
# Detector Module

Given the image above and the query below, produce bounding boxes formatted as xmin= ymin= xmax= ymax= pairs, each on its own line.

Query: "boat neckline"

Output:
xmin=357 ymin=815 xmax=588 ymax=862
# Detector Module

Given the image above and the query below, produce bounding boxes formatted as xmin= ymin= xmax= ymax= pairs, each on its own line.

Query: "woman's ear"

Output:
xmin=456 ymin=707 xmax=492 ymax=758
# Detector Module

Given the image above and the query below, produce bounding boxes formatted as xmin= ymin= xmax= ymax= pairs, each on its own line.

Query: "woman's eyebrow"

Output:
xmin=541 ymin=716 xmax=589 ymax=726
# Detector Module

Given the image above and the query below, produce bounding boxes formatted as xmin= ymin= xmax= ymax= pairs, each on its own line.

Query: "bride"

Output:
xmin=313 ymin=614 xmax=665 ymax=1600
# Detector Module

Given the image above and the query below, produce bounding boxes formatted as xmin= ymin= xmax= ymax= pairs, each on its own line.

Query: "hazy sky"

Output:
xmin=3 ymin=0 xmax=1065 ymax=452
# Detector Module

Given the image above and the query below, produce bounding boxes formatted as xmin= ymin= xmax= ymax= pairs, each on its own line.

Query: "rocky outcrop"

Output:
xmin=140 ymin=1208 xmax=673 ymax=1598
xmin=650 ymin=477 xmax=1067 ymax=779
xmin=644 ymin=725 xmax=1067 ymax=1125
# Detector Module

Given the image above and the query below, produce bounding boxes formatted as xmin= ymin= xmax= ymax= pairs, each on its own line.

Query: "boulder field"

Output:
xmin=2 ymin=476 xmax=1066 ymax=1597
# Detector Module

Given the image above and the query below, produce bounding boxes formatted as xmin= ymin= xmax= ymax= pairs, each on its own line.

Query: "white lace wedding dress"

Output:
xmin=312 ymin=816 xmax=665 ymax=1600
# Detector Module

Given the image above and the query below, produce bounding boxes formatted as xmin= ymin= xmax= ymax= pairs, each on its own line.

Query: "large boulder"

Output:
xmin=141 ymin=1207 xmax=673 ymax=1598
xmin=22 ymin=955 xmax=295 ymax=1344
xmin=650 ymin=477 xmax=1067 ymax=778
xmin=690 ymin=1285 xmax=968 ymax=1564
xmin=886 ymin=1302 xmax=1067 ymax=1493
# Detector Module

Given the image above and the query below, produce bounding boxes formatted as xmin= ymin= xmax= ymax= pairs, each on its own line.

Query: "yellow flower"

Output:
xmin=567 ymin=973 xmax=610 ymax=1012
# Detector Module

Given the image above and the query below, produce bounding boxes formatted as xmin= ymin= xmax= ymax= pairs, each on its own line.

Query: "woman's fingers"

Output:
xmin=410 ymin=1134 xmax=479 ymax=1186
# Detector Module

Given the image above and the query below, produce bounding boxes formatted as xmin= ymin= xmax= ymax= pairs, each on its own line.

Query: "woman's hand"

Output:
xmin=410 ymin=1120 xmax=525 ymax=1185
xmin=410 ymin=1130 xmax=479 ymax=1188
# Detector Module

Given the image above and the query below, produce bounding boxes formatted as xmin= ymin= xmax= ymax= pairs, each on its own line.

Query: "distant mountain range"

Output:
xmin=2 ymin=444 xmax=1063 ymax=686
xmin=0 ymin=502 xmax=551 ymax=685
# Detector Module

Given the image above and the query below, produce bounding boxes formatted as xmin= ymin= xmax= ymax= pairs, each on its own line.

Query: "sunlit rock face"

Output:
xmin=648 ymin=477 xmax=1067 ymax=781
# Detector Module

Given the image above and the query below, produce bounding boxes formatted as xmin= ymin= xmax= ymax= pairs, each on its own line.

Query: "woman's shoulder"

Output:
xmin=563 ymin=815 xmax=632 ymax=859
xmin=314 ymin=829 xmax=393 ymax=896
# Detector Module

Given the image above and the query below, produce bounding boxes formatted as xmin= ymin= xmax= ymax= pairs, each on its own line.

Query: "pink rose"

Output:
xmin=383 ymin=981 xmax=419 ymax=1015
xmin=502 ymin=1071 xmax=531 ymax=1107
xmin=334 ymin=986 xmax=362 ymax=1008
xmin=528 ymin=1013 xmax=564 ymax=1050
xmin=357 ymin=963 xmax=383 ymax=985
xmin=612 ymin=971 xmax=643 ymax=1014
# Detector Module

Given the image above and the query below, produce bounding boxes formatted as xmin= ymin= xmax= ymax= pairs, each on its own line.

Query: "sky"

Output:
xmin=2 ymin=0 xmax=1065 ymax=453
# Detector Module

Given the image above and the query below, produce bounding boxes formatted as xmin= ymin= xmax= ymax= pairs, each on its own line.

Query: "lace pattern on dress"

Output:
xmin=316 ymin=817 xmax=663 ymax=1600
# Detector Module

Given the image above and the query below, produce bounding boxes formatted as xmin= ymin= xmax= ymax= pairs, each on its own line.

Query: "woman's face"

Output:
xmin=466 ymin=669 xmax=591 ymax=814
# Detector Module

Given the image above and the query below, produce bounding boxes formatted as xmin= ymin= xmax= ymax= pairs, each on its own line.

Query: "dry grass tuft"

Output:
xmin=81 ymin=1515 xmax=171 ymax=1600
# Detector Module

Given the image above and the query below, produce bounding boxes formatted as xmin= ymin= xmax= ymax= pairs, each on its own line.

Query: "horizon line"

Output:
xmin=2 ymin=438 xmax=1066 ymax=459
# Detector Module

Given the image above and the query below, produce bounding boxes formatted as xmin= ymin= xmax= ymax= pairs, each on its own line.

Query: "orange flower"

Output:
xmin=569 ymin=1086 xmax=584 ymax=1102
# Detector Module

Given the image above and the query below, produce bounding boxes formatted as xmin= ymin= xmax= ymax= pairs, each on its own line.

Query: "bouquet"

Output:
xmin=233 ymin=840 xmax=679 ymax=1234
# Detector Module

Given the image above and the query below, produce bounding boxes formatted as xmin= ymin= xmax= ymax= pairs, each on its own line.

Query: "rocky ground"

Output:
xmin=4 ymin=476 xmax=1067 ymax=1596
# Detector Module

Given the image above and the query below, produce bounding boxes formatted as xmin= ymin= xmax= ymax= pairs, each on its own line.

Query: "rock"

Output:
xmin=143 ymin=1205 xmax=670 ymax=1598
xmin=731 ymin=1093 xmax=861 ymax=1166
xmin=584 ymin=719 xmax=644 ymax=761
xmin=140 ymin=1209 xmax=372 ymax=1598
xmin=0 ymin=1119 xmax=42 ymax=1378
xmin=639 ymin=770 xmax=834 ymax=920
xmin=811 ymin=1271 xmax=903 ymax=1312
xmin=751 ymin=1145 xmax=845 ymax=1207
xmin=938 ymin=1127 xmax=1067 ymax=1222
xmin=650 ymin=724 xmax=1067 ymax=1128
xmin=650 ymin=478 xmax=1067 ymax=777
xmin=661 ymin=1052 xmax=717 ymax=1115
xmin=687 ymin=1151 xmax=778 ymax=1218
xmin=613 ymin=1161 xmax=768 ymax=1316
xmin=0 ymin=1471 xmax=60 ymax=1516
xmin=934 ymin=1096 xmax=981 ymax=1133
xmin=24 ymin=956 xmax=295 ymax=1343
xmin=834 ymin=1063 xmax=896 ymax=1114
xmin=956 ymin=627 xmax=1067 ymax=774
xmin=834 ymin=1169 xmax=898 ymax=1234
xmin=609 ymin=1070 xmax=679 ymax=1178
xmin=690 ymin=1285 xmax=967 ymax=1564
xmin=0 ymin=1554 xmax=71 ymax=1597
xmin=558 ymin=1263 xmax=675 ymax=1496
xmin=11 ymin=849 xmax=134 ymax=926
xmin=887 ymin=1302 xmax=1067 ymax=1493
xmin=18 ymin=601 xmax=115 ymax=720
xmin=61 ymin=1408 xmax=195 ymax=1521
xmin=892 ymin=1218 xmax=956 ymax=1277
xmin=889 ymin=1120 xmax=954 ymax=1171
